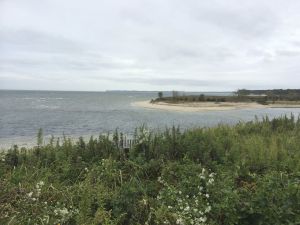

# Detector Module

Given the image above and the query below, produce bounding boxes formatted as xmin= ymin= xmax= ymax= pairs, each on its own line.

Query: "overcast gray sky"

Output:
xmin=1 ymin=0 xmax=300 ymax=91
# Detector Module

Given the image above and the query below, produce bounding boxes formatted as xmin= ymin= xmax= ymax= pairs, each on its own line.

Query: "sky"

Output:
xmin=1 ymin=0 xmax=300 ymax=91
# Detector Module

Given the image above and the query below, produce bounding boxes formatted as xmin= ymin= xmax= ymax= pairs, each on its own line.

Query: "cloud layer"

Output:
xmin=1 ymin=0 xmax=300 ymax=91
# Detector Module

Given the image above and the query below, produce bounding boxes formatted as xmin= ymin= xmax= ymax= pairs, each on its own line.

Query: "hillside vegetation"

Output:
xmin=1 ymin=115 xmax=300 ymax=225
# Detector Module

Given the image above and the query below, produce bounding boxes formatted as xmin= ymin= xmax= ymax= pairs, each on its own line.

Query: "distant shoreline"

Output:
xmin=132 ymin=100 xmax=300 ymax=112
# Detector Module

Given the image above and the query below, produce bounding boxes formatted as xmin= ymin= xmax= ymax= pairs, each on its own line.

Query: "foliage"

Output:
xmin=0 ymin=115 xmax=300 ymax=224
xmin=158 ymin=92 xmax=163 ymax=99
xmin=155 ymin=89 xmax=300 ymax=104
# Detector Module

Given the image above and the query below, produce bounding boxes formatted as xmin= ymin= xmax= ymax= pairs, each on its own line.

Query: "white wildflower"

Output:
xmin=176 ymin=218 xmax=184 ymax=225
xmin=36 ymin=181 xmax=44 ymax=188
xmin=205 ymin=205 xmax=211 ymax=213
xmin=208 ymin=178 xmax=214 ymax=185
xmin=60 ymin=208 xmax=69 ymax=216
xmin=199 ymin=216 xmax=207 ymax=222
xmin=142 ymin=198 xmax=147 ymax=205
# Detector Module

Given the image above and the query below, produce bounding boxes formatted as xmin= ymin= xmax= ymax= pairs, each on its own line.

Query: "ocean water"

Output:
xmin=1 ymin=90 xmax=300 ymax=149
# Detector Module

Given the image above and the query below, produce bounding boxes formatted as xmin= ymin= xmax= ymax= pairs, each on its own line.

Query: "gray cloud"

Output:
xmin=0 ymin=29 xmax=84 ymax=55
xmin=1 ymin=0 xmax=300 ymax=91
xmin=101 ymin=76 xmax=245 ymax=88
xmin=196 ymin=6 xmax=277 ymax=39
xmin=276 ymin=50 xmax=300 ymax=57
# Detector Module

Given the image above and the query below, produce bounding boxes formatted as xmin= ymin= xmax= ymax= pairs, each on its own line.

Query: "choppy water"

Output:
xmin=1 ymin=90 xmax=300 ymax=149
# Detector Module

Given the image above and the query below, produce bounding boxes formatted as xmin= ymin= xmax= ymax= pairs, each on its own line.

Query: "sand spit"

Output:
xmin=132 ymin=101 xmax=300 ymax=112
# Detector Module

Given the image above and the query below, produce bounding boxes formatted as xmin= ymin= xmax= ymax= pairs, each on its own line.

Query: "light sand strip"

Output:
xmin=132 ymin=101 xmax=270 ymax=112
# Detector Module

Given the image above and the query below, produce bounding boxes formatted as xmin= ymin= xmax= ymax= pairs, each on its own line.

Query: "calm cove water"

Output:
xmin=1 ymin=90 xmax=300 ymax=149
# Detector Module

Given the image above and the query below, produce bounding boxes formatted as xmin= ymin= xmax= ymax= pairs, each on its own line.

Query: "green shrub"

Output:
xmin=1 ymin=115 xmax=300 ymax=224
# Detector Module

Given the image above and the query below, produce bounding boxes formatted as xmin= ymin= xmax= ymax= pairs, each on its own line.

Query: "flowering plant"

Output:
xmin=151 ymin=162 xmax=215 ymax=225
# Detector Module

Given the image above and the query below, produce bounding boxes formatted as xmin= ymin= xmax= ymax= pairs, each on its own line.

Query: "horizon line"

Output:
xmin=0 ymin=88 xmax=235 ymax=93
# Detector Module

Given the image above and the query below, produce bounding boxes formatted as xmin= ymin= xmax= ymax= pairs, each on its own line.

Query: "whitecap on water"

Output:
xmin=35 ymin=105 xmax=59 ymax=110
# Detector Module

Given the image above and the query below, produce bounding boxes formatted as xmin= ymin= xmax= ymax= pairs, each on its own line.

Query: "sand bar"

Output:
xmin=132 ymin=101 xmax=300 ymax=112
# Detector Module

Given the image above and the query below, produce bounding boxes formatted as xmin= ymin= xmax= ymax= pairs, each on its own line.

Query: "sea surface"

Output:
xmin=1 ymin=90 xmax=300 ymax=149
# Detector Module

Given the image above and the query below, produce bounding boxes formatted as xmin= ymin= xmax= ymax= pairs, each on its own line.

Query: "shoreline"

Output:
xmin=132 ymin=100 xmax=300 ymax=112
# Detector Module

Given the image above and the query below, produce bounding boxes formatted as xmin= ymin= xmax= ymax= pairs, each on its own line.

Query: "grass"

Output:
xmin=0 ymin=115 xmax=300 ymax=224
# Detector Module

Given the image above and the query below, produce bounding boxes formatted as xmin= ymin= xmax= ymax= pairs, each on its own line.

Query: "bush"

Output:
xmin=0 ymin=115 xmax=300 ymax=224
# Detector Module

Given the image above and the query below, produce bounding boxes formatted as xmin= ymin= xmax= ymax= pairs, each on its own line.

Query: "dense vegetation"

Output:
xmin=153 ymin=95 xmax=269 ymax=104
xmin=1 ymin=115 xmax=300 ymax=225
xmin=154 ymin=89 xmax=300 ymax=104
xmin=237 ymin=89 xmax=300 ymax=98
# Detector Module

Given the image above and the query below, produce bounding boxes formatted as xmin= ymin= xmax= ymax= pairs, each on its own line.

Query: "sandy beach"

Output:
xmin=132 ymin=100 xmax=300 ymax=112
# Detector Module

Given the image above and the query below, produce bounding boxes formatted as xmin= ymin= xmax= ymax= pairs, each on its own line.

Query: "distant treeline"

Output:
xmin=237 ymin=89 xmax=300 ymax=96
xmin=154 ymin=94 xmax=269 ymax=104
xmin=154 ymin=89 xmax=300 ymax=104
xmin=237 ymin=89 xmax=300 ymax=101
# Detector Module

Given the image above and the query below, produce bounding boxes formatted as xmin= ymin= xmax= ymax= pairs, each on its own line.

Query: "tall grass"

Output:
xmin=1 ymin=115 xmax=299 ymax=224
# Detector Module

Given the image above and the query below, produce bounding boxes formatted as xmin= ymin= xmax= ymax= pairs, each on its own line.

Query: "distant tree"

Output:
xmin=199 ymin=94 xmax=205 ymax=101
xmin=158 ymin=91 xmax=163 ymax=99
xmin=237 ymin=89 xmax=250 ymax=96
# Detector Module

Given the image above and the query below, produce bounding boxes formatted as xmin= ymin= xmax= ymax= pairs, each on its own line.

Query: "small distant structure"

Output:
xmin=112 ymin=135 xmax=137 ymax=160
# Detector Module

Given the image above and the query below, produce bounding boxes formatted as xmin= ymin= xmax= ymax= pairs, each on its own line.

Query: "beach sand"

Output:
xmin=132 ymin=101 xmax=300 ymax=112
